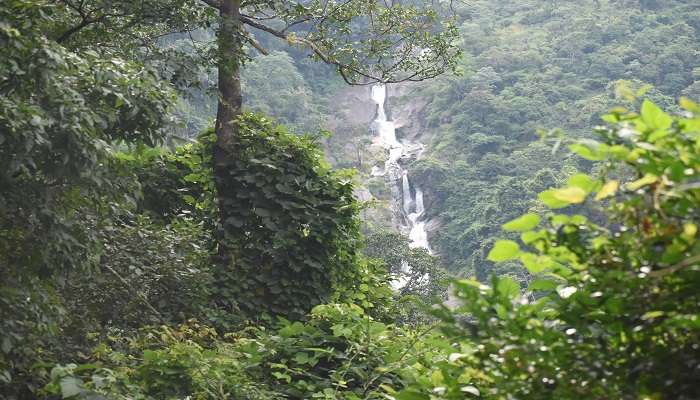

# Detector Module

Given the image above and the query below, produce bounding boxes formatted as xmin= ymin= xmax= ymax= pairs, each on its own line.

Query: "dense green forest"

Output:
xmin=1 ymin=0 xmax=699 ymax=399
xmin=408 ymin=0 xmax=700 ymax=280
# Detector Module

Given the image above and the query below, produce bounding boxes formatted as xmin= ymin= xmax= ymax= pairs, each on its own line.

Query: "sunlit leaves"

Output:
xmin=519 ymin=253 xmax=553 ymax=274
xmin=626 ymin=174 xmax=658 ymax=191
xmin=551 ymin=186 xmax=587 ymax=204
xmin=502 ymin=213 xmax=540 ymax=232
xmin=567 ymin=173 xmax=598 ymax=194
xmin=641 ymin=99 xmax=672 ymax=131
xmin=496 ymin=276 xmax=520 ymax=299
xmin=682 ymin=223 xmax=697 ymax=241
xmin=539 ymin=187 xmax=586 ymax=208
xmin=679 ymin=97 xmax=700 ymax=113
xmin=487 ymin=240 xmax=520 ymax=262
xmin=595 ymin=180 xmax=619 ymax=200
xmin=451 ymin=98 xmax=700 ymax=399
xmin=528 ymin=278 xmax=557 ymax=291
xmin=569 ymin=142 xmax=605 ymax=161
xmin=538 ymin=190 xmax=572 ymax=209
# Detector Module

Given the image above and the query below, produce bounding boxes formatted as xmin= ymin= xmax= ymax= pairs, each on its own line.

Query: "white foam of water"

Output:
xmin=369 ymin=84 xmax=432 ymax=290
xmin=402 ymin=171 xmax=413 ymax=215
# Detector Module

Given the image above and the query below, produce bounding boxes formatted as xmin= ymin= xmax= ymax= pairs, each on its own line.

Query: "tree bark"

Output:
xmin=213 ymin=0 xmax=243 ymax=264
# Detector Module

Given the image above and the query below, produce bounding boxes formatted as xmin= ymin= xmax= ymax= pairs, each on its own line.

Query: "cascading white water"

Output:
xmin=414 ymin=186 xmax=425 ymax=216
xmin=408 ymin=188 xmax=430 ymax=249
xmin=371 ymin=85 xmax=400 ymax=149
xmin=369 ymin=84 xmax=432 ymax=290
xmin=371 ymin=85 xmax=386 ymax=119
xmin=402 ymin=171 xmax=413 ymax=215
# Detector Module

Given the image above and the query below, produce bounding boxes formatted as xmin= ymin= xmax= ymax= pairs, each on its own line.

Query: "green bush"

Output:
xmin=44 ymin=321 xmax=278 ymax=400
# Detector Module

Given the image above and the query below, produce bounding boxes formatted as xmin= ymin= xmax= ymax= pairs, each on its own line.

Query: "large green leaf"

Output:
xmin=488 ymin=240 xmax=520 ymax=262
xmin=550 ymin=187 xmax=587 ymax=204
xmin=539 ymin=189 xmax=575 ymax=208
xmin=520 ymin=253 xmax=553 ymax=274
xmin=528 ymin=278 xmax=558 ymax=291
xmin=569 ymin=142 xmax=605 ymax=161
xmin=595 ymin=180 xmax=619 ymax=200
xmin=497 ymin=276 xmax=520 ymax=299
xmin=641 ymin=99 xmax=672 ymax=130
xmin=503 ymin=213 xmax=540 ymax=232
xmin=567 ymin=173 xmax=598 ymax=194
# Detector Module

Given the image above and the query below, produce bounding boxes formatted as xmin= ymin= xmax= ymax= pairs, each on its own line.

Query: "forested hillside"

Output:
xmin=406 ymin=0 xmax=700 ymax=279
xmin=2 ymin=0 xmax=699 ymax=399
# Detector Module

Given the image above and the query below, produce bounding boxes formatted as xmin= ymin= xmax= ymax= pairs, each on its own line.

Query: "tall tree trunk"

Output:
xmin=214 ymin=0 xmax=242 ymax=265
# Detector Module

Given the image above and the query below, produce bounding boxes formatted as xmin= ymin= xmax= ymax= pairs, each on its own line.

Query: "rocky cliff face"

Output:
xmin=322 ymin=83 xmax=441 ymax=253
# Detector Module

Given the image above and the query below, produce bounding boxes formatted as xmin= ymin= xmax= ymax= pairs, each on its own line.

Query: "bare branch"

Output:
xmin=56 ymin=13 xmax=106 ymax=43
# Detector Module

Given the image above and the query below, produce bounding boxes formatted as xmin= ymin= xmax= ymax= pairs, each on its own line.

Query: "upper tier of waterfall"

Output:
xmin=371 ymin=85 xmax=401 ymax=149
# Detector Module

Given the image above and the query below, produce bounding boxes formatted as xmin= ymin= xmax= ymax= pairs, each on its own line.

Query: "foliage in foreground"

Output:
xmin=42 ymin=99 xmax=700 ymax=399
xmin=392 ymin=99 xmax=700 ymax=399
xmin=45 ymin=305 xmax=442 ymax=400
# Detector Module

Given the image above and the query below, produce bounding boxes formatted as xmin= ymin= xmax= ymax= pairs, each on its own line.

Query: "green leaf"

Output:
xmin=567 ymin=173 xmax=598 ymax=194
xmin=648 ymin=128 xmax=671 ymax=142
xmin=497 ymin=277 xmax=520 ymax=299
xmin=569 ymin=143 xmax=604 ymax=161
xmin=183 ymin=173 xmax=200 ymax=183
xmin=538 ymin=190 xmax=570 ymax=209
xmin=1 ymin=338 xmax=11 ymax=353
xmin=454 ymin=279 xmax=490 ymax=292
xmin=528 ymin=279 xmax=558 ymax=291
xmin=551 ymin=187 xmax=587 ymax=204
xmin=626 ymin=174 xmax=658 ymax=191
xmin=182 ymin=194 xmax=196 ymax=205
xmin=641 ymin=99 xmax=672 ymax=130
xmin=487 ymin=240 xmax=520 ymax=262
xmin=142 ymin=350 xmax=157 ymax=361
xmin=502 ymin=213 xmax=540 ymax=232
xmin=608 ymin=145 xmax=630 ymax=160
xmin=521 ymin=230 xmax=546 ymax=244
xmin=225 ymin=216 xmax=244 ymax=228
xmin=641 ymin=311 xmax=665 ymax=320
xmin=293 ymin=352 xmax=310 ymax=365
xmin=253 ymin=208 xmax=271 ymax=217
xmin=494 ymin=303 xmax=508 ymax=318
xmin=679 ymin=96 xmax=700 ymax=113
xmin=520 ymin=253 xmax=553 ymax=274
xmin=595 ymin=180 xmax=619 ymax=200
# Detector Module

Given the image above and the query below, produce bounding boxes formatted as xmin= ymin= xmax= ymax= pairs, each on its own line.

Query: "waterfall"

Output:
xmin=371 ymin=85 xmax=387 ymax=120
xmin=369 ymin=84 xmax=432 ymax=290
xmin=402 ymin=171 xmax=413 ymax=215
xmin=371 ymin=84 xmax=400 ymax=148
xmin=414 ymin=187 xmax=425 ymax=217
